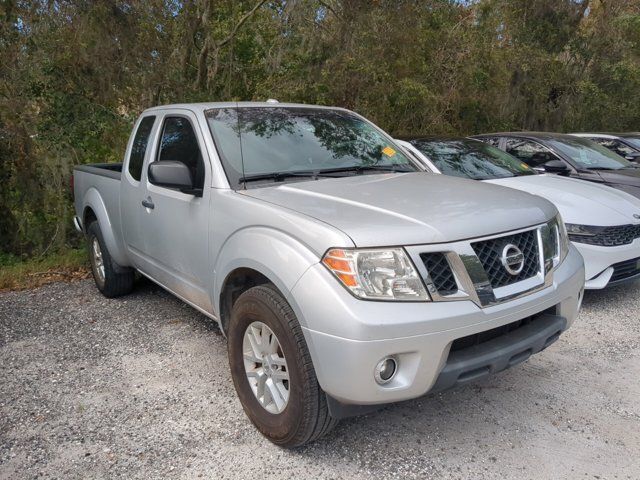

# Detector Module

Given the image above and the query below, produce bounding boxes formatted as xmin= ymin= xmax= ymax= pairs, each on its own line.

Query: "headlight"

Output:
xmin=565 ymin=223 xmax=603 ymax=243
xmin=322 ymin=248 xmax=430 ymax=301
xmin=557 ymin=216 xmax=570 ymax=261
xmin=542 ymin=214 xmax=569 ymax=273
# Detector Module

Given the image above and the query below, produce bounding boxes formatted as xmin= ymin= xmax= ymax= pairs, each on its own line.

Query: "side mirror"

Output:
xmin=543 ymin=160 xmax=570 ymax=175
xmin=148 ymin=161 xmax=200 ymax=195
xmin=625 ymin=152 xmax=640 ymax=163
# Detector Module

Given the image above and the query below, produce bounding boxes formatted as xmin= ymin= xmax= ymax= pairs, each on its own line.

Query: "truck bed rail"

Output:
xmin=74 ymin=163 xmax=123 ymax=180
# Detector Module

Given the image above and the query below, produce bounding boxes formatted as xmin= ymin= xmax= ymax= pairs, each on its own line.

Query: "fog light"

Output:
xmin=374 ymin=357 xmax=397 ymax=385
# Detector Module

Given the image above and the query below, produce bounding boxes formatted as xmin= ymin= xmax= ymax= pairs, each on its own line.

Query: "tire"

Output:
xmin=86 ymin=220 xmax=134 ymax=298
xmin=227 ymin=285 xmax=337 ymax=447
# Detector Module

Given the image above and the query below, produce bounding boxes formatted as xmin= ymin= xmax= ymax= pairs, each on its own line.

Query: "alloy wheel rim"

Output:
xmin=91 ymin=237 xmax=105 ymax=283
xmin=242 ymin=321 xmax=290 ymax=414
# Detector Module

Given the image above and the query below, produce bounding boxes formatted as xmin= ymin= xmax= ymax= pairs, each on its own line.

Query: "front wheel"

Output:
xmin=227 ymin=285 xmax=337 ymax=447
xmin=86 ymin=220 xmax=134 ymax=298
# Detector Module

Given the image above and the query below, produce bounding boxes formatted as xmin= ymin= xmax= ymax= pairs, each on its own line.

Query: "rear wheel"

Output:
xmin=86 ymin=220 xmax=134 ymax=298
xmin=228 ymin=285 xmax=337 ymax=447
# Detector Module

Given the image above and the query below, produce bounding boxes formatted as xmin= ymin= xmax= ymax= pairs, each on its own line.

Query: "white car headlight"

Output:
xmin=322 ymin=248 xmax=430 ymax=301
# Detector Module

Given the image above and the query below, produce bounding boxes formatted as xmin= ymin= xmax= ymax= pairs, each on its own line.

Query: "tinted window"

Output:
xmin=205 ymin=107 xmax=416 ymax=188
xmin=128 ymin=116 xmax=156 ymax=181
xmin=505 ymin=138 xmax=557 ymax=167
xmin=480 ymin=136 xmax=502 ymax=148
xmin=592 ymin=138 xmax=636 ymax=157
xmin=624 ymin=137 xmax=640 ymax=149
xmin=547 ymin=137 xmax=632 ymax=170
xmin=411 ymin=139 xmax=535 ymax=180
xmin=157 ymin=117 xmax=205 ymax=189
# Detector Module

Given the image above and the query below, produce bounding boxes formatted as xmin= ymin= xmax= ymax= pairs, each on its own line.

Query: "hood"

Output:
xmin=486 ymin=175 xmax=640 ymax=226
xmin=597 ymin=167 xmax=640 ymax=187
xmin=241 ymin=173 xmax=557 ymax=247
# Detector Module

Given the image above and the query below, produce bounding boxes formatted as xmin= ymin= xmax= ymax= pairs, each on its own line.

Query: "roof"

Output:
xmin=471 ymin=131 xmax=578 ymax=141
xmin=400 ymin=135 xmax=470 ymax=143
xmin=570 ymin=133 xmax=620 ymax=139
xmin=142 ymin=101 xmax=348 ymax=114
xmin=570 ymin=132 xmax=640 ymax=139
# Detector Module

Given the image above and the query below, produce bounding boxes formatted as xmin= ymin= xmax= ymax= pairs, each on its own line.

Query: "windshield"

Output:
xmin=410 ymin=139 xmax=536 ymax=180
xmin=624 ymin=137 xmax=640 ymax=150
xmin=548 ymin=137 xmax=632 ymax=170
xmin=205 ymin=107 xmax=417 ymax=187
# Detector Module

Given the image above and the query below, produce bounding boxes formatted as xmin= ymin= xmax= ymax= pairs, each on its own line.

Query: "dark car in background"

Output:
xmin=570 ymin=133 xmax=640 ymax=162
xmin=472 ymin=132 xmax=640 ymax=199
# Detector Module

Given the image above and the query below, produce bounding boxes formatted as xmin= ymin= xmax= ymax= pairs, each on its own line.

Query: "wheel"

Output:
xmin=227 ymin=285 xmax=337 ymax=447
xmin=86 ymin=220 xmax=134 ymax=298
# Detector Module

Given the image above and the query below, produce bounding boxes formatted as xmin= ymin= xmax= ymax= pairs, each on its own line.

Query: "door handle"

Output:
xmin=141 ymin=198 xmax=155 ymax=209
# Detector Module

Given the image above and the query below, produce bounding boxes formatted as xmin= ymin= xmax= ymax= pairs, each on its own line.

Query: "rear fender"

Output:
xmin=82 ymin=187 xmax=129 ymax=267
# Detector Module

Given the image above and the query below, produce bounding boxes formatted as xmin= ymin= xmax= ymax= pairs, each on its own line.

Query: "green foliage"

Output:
xmin=0 ymin=247 xmax=87 ymax=291
xmin=1 ymin=0 xmax=640 ymax=258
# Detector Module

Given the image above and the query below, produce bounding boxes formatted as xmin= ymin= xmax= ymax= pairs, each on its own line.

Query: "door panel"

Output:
xmin=137 ymin=111 xmax=213 ymax=312
xmin=121 ymin=115 xmax=158 ymax=267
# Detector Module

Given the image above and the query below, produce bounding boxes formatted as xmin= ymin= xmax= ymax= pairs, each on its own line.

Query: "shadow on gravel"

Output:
xmin=582 ymin=278 xmax=640 ymax=306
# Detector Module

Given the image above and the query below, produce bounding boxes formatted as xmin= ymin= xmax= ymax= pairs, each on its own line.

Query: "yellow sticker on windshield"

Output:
xmin=382 ymin=146 xmax=396 ymax=157
xmin=520 ymin=162 xmax=530 ymax=169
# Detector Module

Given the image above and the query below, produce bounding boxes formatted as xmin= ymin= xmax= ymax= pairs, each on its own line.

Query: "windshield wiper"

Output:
xmin=239 ymin=170 xmax=341 ymax=183
xmin=316 ymin=164 xmax=415 ymax=175
xmin=239 ymin=165 xmax=414 ymax=183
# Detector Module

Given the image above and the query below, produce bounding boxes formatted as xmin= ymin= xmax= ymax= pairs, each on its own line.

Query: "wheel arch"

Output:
xmin=214 ymin=227 xmax=321 ymax=335
xmin=81 ymin=187 xmax=129 ymax=266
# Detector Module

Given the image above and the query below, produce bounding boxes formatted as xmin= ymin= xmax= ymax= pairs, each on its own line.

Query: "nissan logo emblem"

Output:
xmin=501 ymin=244 xmax=525 ymax=276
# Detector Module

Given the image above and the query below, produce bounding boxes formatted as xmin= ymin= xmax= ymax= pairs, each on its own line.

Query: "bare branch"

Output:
xmin=218 ymin=0 xmax=268 ymax=49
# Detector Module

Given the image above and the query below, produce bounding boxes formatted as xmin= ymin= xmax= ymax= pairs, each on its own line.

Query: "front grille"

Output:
xmin=472 ymin=229 xmax=540 ymax=288
xmin=570 ymin=224 xmax=640 ymax=247
xmin=610 ymin=257 xmax=640 ymax=283
xmin=420 ymin=252 xmax=457 ymax=295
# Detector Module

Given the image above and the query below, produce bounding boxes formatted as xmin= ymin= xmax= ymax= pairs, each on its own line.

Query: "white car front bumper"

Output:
xmin=575 ymin=238 xmax=640 ymax=289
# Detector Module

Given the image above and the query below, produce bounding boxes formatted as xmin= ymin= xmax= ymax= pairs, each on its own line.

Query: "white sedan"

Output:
xmin=398 ymin=137 xmax=640 ymax=289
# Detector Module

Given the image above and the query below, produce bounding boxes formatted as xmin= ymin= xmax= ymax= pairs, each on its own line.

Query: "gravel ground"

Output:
xmin=1 ymin=278 xmax=639 ymax=480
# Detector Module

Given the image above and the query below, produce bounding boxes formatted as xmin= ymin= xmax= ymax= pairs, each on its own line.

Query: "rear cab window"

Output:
xmin=128 ymin=116 xmax=156 ymax=181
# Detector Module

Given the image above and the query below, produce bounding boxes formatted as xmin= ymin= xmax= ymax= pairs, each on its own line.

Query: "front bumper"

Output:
xmin=291 ymin=245 xmax=584 ymax=406
xmin=574 ymin=238 xmax=640 ymax=289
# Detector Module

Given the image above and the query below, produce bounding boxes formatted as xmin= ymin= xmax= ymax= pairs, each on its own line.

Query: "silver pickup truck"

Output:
xmin=73 ymin=102 xmax=585 ymax=447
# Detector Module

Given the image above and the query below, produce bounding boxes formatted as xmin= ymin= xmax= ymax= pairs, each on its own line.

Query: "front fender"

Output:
xmin=82 ymin=187 xmax=129 ymax=267
xmin=213 ymin=227 xmax=344 ymax=326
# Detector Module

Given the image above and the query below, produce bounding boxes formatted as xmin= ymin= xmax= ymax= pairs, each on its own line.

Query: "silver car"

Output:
xmin=73 ymin=102 xmax=585 ymax=447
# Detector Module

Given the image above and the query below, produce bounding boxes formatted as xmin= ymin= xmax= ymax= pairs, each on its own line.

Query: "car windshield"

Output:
xmin=548 ymin=137 xmax=632 ymax=170
xmin=410 ymin=139 xmax=536 ymax=180
xmin=205 ymin=107 xmax=417 ymax=188
xmin=623 ymin=137 xmax=640 ymax=150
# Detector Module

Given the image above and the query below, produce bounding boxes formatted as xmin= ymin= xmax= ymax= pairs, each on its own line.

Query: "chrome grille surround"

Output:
xmin=407 ymin=222 xmax=558 ymax=308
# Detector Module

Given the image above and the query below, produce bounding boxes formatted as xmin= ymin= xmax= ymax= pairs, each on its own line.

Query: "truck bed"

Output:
xmin=74 ymin=162 xmax=123 ymax=180
xmin=73 ymin=162 xmax=129 ymax=266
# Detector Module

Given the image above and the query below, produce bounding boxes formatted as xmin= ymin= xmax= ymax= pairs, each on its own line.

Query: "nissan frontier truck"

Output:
xmin=73 ymin=102 xmax=585 ymax=447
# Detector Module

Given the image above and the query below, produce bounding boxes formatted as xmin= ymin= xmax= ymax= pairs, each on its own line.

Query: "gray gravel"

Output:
xmin=1 ymin=278 xmax=639 ymax=479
